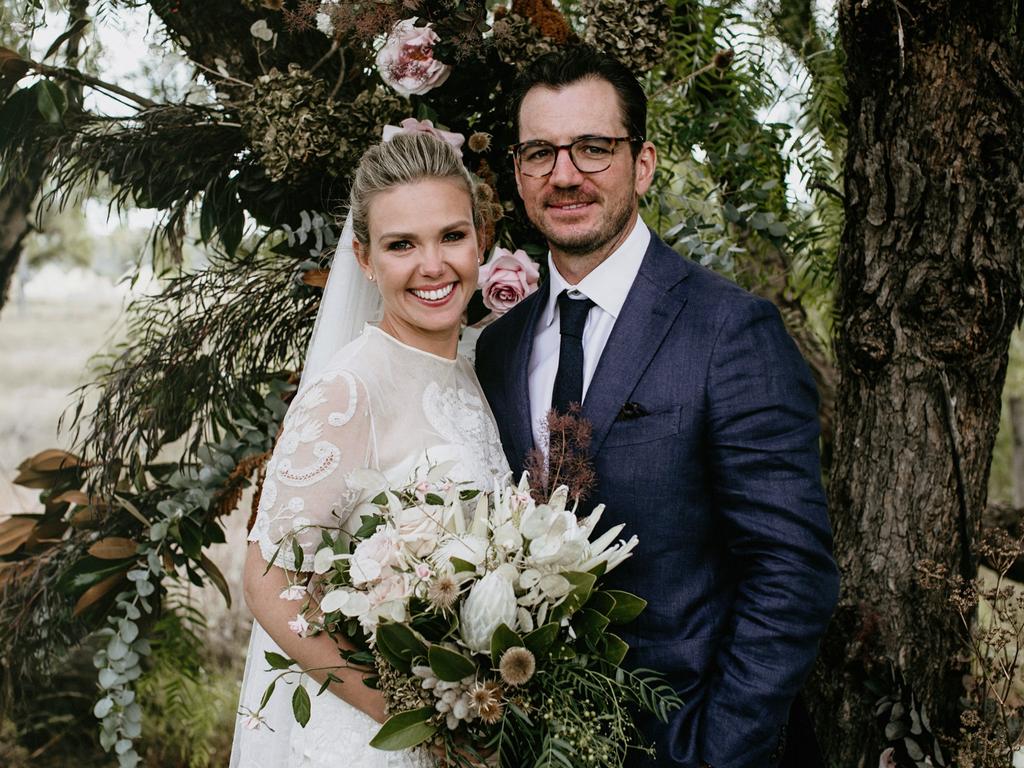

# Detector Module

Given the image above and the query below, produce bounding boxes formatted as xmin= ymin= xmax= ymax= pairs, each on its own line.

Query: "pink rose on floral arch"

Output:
xmin=376 ymin=17 xmax=451 ymax=98
xmin=478 ymin=247 xmax=541 ymax=315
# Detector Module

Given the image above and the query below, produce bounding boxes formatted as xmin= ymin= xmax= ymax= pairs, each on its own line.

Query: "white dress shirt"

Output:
xmin=528 ymin=216 xmax=650 ymax=451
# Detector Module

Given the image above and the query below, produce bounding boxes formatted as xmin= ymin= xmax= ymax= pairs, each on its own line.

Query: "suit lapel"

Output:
xmin=583 ymin=237 xmax=690 ymax=455
xmin=504 ymin=280 xmax=549 ymax=469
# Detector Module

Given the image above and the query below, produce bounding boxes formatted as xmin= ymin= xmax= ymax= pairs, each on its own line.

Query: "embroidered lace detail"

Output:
xmin=276 ymin=441 xmax=342 ymax=487
xmin=247 ymin=369 xmax=371 ymax=571
xmin=423 ymin=380 xmax=507 ymax=486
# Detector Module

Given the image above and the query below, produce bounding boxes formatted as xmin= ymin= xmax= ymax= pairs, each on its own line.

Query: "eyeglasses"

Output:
xmin=510 ymin=135 xmax=642 ymax=177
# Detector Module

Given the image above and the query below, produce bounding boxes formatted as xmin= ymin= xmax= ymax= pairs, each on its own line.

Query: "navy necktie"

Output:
xmin=551 ymin=291 xmax=595 ymax=414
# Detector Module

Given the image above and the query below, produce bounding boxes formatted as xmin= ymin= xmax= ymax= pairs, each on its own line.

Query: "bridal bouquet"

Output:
xmin=262 ymin=465 xmax=681 ymax=767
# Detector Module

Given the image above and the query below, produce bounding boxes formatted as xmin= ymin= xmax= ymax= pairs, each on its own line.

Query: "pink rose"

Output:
xmin=383 ymin=118 xmax=465 ymax=157
xmin=376 ymin=17 xmax=451 ymax=98
xmin=478 ymin=248 xmax=541 ymax=315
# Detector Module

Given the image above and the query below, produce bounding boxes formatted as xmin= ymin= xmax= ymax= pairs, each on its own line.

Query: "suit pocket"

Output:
xmin=603 ymin=406 xmax=683 ymax=447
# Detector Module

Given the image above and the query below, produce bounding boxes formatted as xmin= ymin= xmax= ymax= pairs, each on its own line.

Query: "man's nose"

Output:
xmin=548 ymin=146 xmax=584 ymax=187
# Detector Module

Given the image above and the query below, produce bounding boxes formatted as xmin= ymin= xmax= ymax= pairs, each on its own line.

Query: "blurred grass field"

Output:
xmin=0 ymin=287 xmax=251 ymax=767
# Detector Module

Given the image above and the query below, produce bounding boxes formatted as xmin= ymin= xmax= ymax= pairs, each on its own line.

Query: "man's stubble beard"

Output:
xmin=543 ymin=199 xmax=635 ymax=259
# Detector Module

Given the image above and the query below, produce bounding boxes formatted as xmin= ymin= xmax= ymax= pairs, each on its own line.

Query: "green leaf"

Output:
xmin=571 ymin=608 xmax=610 ymax=645
xmin=523 ymin=622 xmax=560 ymax=658
xmin=584 ymin=590 xmax=615 ymax=616
xmin=354 ymin=514 xmax=384 ymax=539
xmin=449 ymin=557 xmax=476 ymax=573
xmin=264 ymin=651 xmax=294 ymax=670
xmin=291 ymin=539 xmax=305 ymax=572
xmin=604 ymin=590 xmax=647 ymax=624
xmin=0 ymin=88 xmax=38 ymax=149
xmin=376 ymin=623 xmax=427 ymax=673
xmin=600 ymin=633 xmax=629 ymax=666
xmin=549 ymin=571 xmax=596 ymax=624
xmin=259 ymin=680 xmax=276 ymax=709
xmin=56 ymin=556 xmax=133 ymax=595
xmin=424 ymin=493 xmax=444 ymax=505
xmin=369 ymin=707 xmax=437 ymax=750
xmin=34 ymin=80 xmax=66 ymax=124
xmin=490 ymin=623 xmax=522 ymax=666
xmin=292 ymin=685 xmax=311 ymax=727
xmin=428 ymin=644 xmax=476 ymax=682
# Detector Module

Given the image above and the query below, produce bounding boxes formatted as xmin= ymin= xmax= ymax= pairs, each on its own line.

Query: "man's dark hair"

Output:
xmin=509 ymin=45 xmax=647 ymax=155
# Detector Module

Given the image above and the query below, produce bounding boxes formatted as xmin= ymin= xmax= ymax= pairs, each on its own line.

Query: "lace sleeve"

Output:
xmin=248 ymin=368 xmax=373 ymax=571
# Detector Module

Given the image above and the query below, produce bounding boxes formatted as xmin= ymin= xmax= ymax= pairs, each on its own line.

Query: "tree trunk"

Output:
xmin=807 ymin=3 xmax=1024 ymax=765
xmin=0 ymin=148 xmax=49 ymax=312
xmin=0 ymin=0 xmax=88 ymax=315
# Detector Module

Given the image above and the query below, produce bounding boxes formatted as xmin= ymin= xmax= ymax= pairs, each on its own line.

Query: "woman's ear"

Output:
xmin=353 ymin=240 xmax=374 ymax=281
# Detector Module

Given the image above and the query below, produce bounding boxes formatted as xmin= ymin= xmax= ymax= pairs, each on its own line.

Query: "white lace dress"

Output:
xmin=230 ymin=325 xmax=509 ymax=768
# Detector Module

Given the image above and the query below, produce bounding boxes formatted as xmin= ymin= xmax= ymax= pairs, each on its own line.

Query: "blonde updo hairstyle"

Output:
xmin=348 ymin=131 xmax=485 ymax=248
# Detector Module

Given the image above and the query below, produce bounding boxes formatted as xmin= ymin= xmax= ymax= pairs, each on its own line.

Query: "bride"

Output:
xmin=230 ymin=130 xmax=509 ymax=767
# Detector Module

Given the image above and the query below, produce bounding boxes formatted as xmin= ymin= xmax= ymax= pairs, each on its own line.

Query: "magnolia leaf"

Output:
xmin=73 ymin=571 xmax=128 ymax=617
xmin=88 ymin=537 xmax=139 ymax=560
xmin=489 ymin=623 xmax=522 ymax=666
xmin=0 ymin=47 xmax=29 ymax=93
xmin=0 ymin=516 xmax=38 ymax=555
xmin=522 ymin=622 xmax=559 ymax=658
xmin=292 ymin=685 xmax=311 ymax=727
xmin=604 ymin=590 xmax=647 ymax=624
xmin=427 ymin=644 xmax=476 ymax=682
xmin=18 ymin=448 xmax=83 ymax=474
xmin=35 ymin=80 xmax=66 ymax=124
xmin=200 ymin=554 xmax=232 ymax=608
xmin=369 ymin=707 xmax=437 ymax=750
xmin=53 ymin=489 xmax=90 ymax=506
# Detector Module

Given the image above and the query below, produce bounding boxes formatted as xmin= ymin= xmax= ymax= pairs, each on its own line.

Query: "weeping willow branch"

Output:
xmin=26 ymin=58 xmax=159 ymax=109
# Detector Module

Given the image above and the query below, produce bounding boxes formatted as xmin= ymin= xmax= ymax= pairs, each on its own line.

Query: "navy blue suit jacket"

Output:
xmin=475 ymin=233 xmax=839 ymax=768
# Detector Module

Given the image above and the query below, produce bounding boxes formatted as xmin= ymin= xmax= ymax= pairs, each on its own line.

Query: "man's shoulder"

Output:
xmin=644 ymin=233 xmax=769 ymax=314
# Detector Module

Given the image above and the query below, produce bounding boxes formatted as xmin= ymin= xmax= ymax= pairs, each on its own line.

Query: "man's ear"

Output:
xmin=513 ymin=161 xmax=525 ymax=200
xmin=633 ymin=141 xmax=658 ymax=197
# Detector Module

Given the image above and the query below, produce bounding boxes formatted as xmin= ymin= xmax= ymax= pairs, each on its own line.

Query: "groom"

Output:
xmin=476 ymin=46 xmax=839 ymax=768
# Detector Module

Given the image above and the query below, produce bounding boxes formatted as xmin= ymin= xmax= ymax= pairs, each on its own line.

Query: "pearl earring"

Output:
xmin=367 ymin=273 xmax=375 ymax=282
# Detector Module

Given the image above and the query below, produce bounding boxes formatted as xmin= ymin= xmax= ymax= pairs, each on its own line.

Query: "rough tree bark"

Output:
xmin=0 ymin=0 xmax=87 ymax=314
xmin=807 ymin=2 xmax=1024 ymax=765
